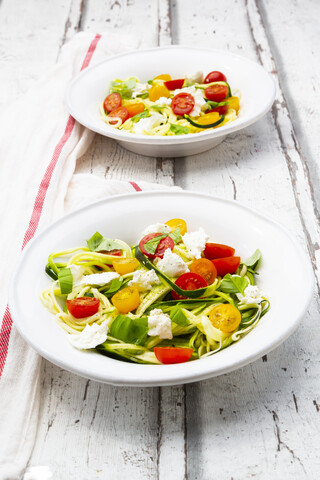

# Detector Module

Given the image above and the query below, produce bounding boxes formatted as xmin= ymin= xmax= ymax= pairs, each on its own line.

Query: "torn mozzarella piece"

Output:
xmin=182 ymin=228 xmax=209 ymax=259
xmin=155 ymin=248 xmax=189 ymax=277
xmin=129 ymin=269 xmax=160 ymax=292
xmin=77 ymin=272 xmax=119 ymax=287
xmin=68 ymin=321 xmax=108 ymax=349
xmin=148 ymin=308 xmax=172 ymax=339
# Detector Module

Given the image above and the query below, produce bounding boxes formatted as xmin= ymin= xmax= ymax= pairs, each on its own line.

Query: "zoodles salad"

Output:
xmin=100 ymin=70 xmax=240 ymax=136
xmin=41 ymin=219 xmax=269 ymax=365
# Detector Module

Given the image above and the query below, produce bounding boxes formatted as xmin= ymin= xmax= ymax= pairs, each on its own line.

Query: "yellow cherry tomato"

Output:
xmin=112 ymin=258 xmax=139 ymax=275
xmin=149 ymin=84 xmax=170 ymax=102
xmin=196 ymin=112 xmax=220 ymax=125
xmin=154 ymin=74 xmax=172 ymax=81
xmin=165 ymin=218 xmax=187 ymax=236
xmin=226 ymin=96 xmax=240 ymax=113
xmin=111 ymin=286 xmax=140 ymax=314
xmin=209 ymin=304 xmax=241 ymax=333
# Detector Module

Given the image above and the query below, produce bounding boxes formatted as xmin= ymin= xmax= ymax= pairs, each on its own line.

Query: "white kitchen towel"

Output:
xmin=0 ymin=31 xmax=179 ymax=480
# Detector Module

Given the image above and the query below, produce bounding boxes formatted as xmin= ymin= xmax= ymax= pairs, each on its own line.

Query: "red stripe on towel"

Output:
xmin=129 ymin=181 xmax=142 ymax=192
xmin=0 ymin=34 xmax=101 ymax=377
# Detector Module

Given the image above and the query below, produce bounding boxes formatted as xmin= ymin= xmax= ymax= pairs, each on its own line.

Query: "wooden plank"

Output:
xmin=0 ymin=0 xmax=83 ymax=108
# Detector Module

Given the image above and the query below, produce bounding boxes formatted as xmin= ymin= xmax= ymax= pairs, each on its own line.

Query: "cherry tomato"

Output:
xmin=103 ymin=92 xmax=122 ymax=113
xmin=212 ymin=256 xmax=241 ymax=277
xmin=164 ymin=79 xmax=185 ymax=90
xmin=171 ymin=93 xmax=195 ymax=116
xmin=98 ymin=249 xmax=122 ymax=269
xmin=148 ymin=84 xmax=170 ymax=102
xmin=112 ymin=258 xmax=139 ymax=275
xmin=172 ymin=272 xmax=208 ymax=300
xmin=66 ymin=297 xmax=100 ymax=319
xmin=204 ymin=71 xmax=227 ymax=84
xmin=154 ymin=347 xmax=193 ymax=364
xmin=194 ymin=112 xmax=220 ymax=126
xmin=204 ymin=243 xmax=235 ymax=260
xmin=126 ymin=103 xmax=145 ymax=118
xmin=108 ymin=106 xmax=129 ymax=125
xmin=165 ymin=218 xmax=187 ymax=236
xmin=226 ymin=96 xmax=240 ymax=113
xmin=190 ymin=258 xmax=217 ymax=285
xmin=209 ymin=304 xmax=241 ymax=333
xmin=154 ymin=74 xmax=172 ymax=81
xmin=111 ymin=286 xmax=140 ymax=314
xmin=207 ymin=104 xmax=229 ymax=115
xmin=139 ymin=233 xmax=174 ymax=260
xmin=204 ymin=85 xmax=228 ymax=103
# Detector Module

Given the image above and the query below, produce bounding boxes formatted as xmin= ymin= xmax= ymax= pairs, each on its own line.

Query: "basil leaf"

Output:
xmin=170 ymin=306 xmax=189 ymax=326
xmin=110 ymin=315 xmax=148 ymax=345
xmin=169 ymin=124 xmax=190 ymax=135
xmin=168 ymin=227 xmax=182 ymax=244
xmin=131 ymin=111 xmax=149 ymax=123
xmin=58 ymin=268 xmax=73 ymax=294
xmin=100 ymin=277 xmax=124 ymax=296
xmin=86 ymin=232 xmax=121 ymax=252
xmin=143 ymin=234 xmax=167 ymax=255
xmin=147 ymin=79 xmax=153 ymax=85
xmin=243 ymin=249 xmax=262 ymax=270
xmin=136 ymin=92 xmax=149 ymax=99
xmin=220 ymin=274 xmax=249 ymax=294
xmin=109 ymin=78 xmax=136 ymax=99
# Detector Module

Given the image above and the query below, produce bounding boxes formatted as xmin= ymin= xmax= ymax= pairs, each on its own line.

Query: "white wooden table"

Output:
xmin=2 ymin=1 xmax=320 ymax=478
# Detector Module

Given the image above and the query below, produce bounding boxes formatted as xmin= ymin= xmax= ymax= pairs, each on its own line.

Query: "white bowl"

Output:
xmin=9 ymin=192 xmax=313 ymax=386
xmin=65 ymin=46 xmax=275 ymax=157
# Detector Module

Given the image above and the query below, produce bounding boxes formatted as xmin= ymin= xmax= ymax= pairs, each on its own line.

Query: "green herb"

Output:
xmin=131 ymin=111 xmax=150 ymax=123
xmin=168 ymin=227 xmax=182 ymax=244
xmin=169 ymin=124 xmax=190 ymax=135
xmin=147 ymin=79 xmax=153 ymax=85
xmin=58 ymin=268 xmax=73 ymax=294
xmin=109 ymin=78 xmax=136 ymax=99
xmin=243 ymin=249 xmax=262 ymax=270
xmin=170 ymin=306 xmax=189 ymax=326
xmin=220 ymin=274 xmax=249 ymax=295
xmin=100 ymin=277 xmax=124 ymax=296
xmin=136 ymin=92 xmax=149 ymax=99
xmin=110 ymin=315 xmax=148 ymax=345
xmin=143 ymin=234 xmax=167 ymax=255
xmin=86 ymin=232 xmax=121 ymax=252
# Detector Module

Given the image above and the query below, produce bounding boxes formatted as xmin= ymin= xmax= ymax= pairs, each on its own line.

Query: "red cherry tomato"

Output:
xmin=207 ymin=104 xmax=229 ymax=115
xmin=172 ymin=272 xmax=208 ymax=300
xmin=204 ymin=71 xmax=227 ymax=84
xmin=204 ymin=243 xmax=235 ymax=260
xmin=103 ymin=92 xmax=122 ymax=113
xmin=139 ymin=233 xmax=174 ymax=260
xmin=108 ymin=106 xmax=129 ymax=125
xmin=164 ymin=79 xmax=185 ymax=90
xmin=154 ymin=347 xmax=193 ymax=364
xmin=66 ymin=297 xmax=100 ymax=319
xmin=212 ymin=256 xmax=241 ymax=277
xmin=98 ymin=248 xmax=122 ymax=268
xmin=204 ymin=85 xmax=228 ymax=103
xmin=171 ymin=93 xmax=195 ymax=116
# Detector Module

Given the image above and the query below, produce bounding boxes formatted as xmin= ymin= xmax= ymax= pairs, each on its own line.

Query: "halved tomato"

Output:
xmin=171 ymin=93 xmax=195 ymax=116
xmin=204 ymin=71 xmax=227 ymax=84
xmin=207 ymin=104 xmax=229 ymax=115
xmin=212 ymin=256 xmax=241 ymax=277
xmin=204 ymin=85 xmax=228 ymax=103
xmin=108 ymin=106 xmax=129 ymax=125
xmin=154 ymin=347 xmax=193 ymax=364
xmin=204 ymin=243 xmax=235 ymax=260
xmin=103 ymin=92 xmax=122 ymax=113
xmin=111 ymin=286 xmax=140 ymax=314
xmin=66 ymin=297 xmax=100 ymax=319
xmin=172 ymin=272 xmax=208 ymax=300
xmin=190 ymin=258 xmax=217 ymax=285
xmin=126 ymin=103 xmax=144 ymax=118
xmin=139 ymin=233 xmax=174 ymax=260
xmin=164 ymin=79 xmax=185 ymax=90
xmin=165 ymin=218 xmax=187 ymax=236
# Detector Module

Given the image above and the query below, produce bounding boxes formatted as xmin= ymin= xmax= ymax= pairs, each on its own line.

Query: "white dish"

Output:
xmin=9 ymin=191 xmax=313 ymax=386
xmin=65 ymin=46 xmax=275 ymax=157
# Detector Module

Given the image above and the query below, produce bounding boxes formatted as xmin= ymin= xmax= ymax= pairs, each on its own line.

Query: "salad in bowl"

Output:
xmin=41 ymin=218 xmax=269 ymax=365
xmin=100 ymin=70 xmax=240 ymax=136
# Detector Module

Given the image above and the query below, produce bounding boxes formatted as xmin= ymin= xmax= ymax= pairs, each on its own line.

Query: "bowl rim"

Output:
xmin=9 ymin=190 xmax=314 ymax=386
xmin=65 ymin=45 xmax=276 ymax=145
